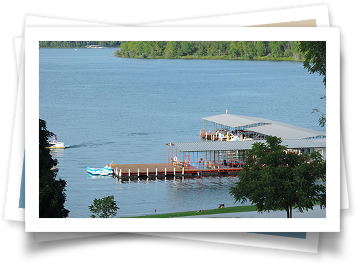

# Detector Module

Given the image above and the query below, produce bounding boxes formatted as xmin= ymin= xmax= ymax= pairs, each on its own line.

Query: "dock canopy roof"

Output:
xmin=202 ymin=114 xmax=326 ymax=139
xmin=203 ymin=114 xmax=271 ymax=128
xmin=173 ymin=138 xmax=326 ymax=152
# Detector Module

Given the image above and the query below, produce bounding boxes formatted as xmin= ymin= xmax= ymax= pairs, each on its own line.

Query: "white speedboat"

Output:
xmin=45 ymin=133 xmax=69 ymax=149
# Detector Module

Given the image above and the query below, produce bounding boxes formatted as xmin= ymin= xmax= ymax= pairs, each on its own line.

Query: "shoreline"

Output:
xmin=114 ymin=54 xmax=302 ymax=62
xmin=122 ymin=205 xmax=257 ymax=218
xmin=121 ymin=204 xmax=325 ymax=218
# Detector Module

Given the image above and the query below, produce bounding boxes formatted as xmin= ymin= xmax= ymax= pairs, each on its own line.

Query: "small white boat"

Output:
xmin=87 ymin=164 xmax=114 ymax=176
xmin=46 ymin=133 xmax=69 ymax=149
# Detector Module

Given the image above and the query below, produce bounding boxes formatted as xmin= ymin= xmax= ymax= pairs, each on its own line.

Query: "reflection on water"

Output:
xmin=49 ymin=149 xmax=65 ymax=159
xmin=86 ymin=173 xmax=113 ymax=179
xmin=94 ymin=175 xmax=246 ymax=218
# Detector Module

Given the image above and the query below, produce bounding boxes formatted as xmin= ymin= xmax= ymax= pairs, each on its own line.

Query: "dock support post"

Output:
xmin=119 ymin=169 xmax=121 ymax=177
xmin=147 ymin=168 xmax=149 ymax=176
xmin=138 ymin=169 xmax=140 ymax=176
xmin=182 ymin=167 xmax=184 ymax=175
xmin=165 ymin=168 xmax=167 ymax=175
xmin=174 ymin=168 xmax=176 ymax=175
xmin=156 ymin=168 xmax=157 ymax=176
xmin=129 ymin=169 xmax=130 ymax=177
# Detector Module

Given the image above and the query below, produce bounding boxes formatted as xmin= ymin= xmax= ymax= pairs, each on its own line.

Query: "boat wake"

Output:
xmin=69 ymin=141 xmax=115 ymax=149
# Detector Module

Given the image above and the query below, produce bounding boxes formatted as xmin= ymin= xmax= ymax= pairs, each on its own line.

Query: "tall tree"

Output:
xmin=39 ymin=119 xmax=69 ymax=218
xmin=299 ymin=41 xmax=326 ymax=86
xmin=230 ymin=136 xmax=326 ymax=218
xmin=299 ymin=41 xmax=326 ymax=126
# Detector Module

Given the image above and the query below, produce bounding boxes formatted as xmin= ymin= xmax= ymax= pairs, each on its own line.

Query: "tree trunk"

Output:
xmin=286 ymin=209 xmax=289 ymax=218
xmin=290 ymin=207 xmax=293 ymax=218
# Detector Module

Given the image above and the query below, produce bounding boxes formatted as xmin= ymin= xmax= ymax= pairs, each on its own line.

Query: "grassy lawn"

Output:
xmin=121 ymin=205 xmax=258 ymax=218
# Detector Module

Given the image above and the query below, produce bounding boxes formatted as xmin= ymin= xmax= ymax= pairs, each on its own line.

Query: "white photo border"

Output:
xmin=25 ymin=26 xmax=340 ymax=232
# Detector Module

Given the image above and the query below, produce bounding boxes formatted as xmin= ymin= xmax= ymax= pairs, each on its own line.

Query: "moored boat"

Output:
xmin=87 ymin=164 xmax=114 ymax=176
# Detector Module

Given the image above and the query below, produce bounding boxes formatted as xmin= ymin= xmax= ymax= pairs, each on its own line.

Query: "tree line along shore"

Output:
xmin=39 ymin=41 xmax=307 ymax=61
xmin=39 ymin=41 xmax=122 ymax=48
xmin=114 ymin=41 xmax=305 ymax=61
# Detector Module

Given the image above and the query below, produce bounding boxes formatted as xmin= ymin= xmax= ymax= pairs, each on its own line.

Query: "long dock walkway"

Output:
xmin=112 ymin=163 xmax=243 ymax=179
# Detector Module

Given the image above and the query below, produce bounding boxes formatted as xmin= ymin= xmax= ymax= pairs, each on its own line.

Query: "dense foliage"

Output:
xmin=39 ymin=41 xmax=122 ymax=48
xmin=299 ymin=41 xmax=326 ymax=127
xmin=300 ymin=41 xmax=326 ymax=87
xmin=114 ymin=41 xmax=304 ymax=60
xmin=39 ymin=119 xmax=69 ymax=218
xmin=89 ymin=195 xmax=119 ymax=218
xmin=229 ymin=136 xmax=326 ymax=218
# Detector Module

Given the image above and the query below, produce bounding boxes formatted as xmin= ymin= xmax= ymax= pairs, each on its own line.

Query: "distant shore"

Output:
xmin=115 ymin=41 xmax=304 ymax=62
xmin=114 ymin=54 xmax=302 ymax=62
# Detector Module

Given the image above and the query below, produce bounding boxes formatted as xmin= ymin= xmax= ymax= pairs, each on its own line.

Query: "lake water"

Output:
xmin=39 ymin=48 xmax=326 ymax=218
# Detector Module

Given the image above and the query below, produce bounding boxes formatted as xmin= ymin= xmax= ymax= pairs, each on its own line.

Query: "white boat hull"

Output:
xmin=87 ymin=166 xmax=113 ymax=176
xmin=46 ymin=141 xmax=69 ymax=149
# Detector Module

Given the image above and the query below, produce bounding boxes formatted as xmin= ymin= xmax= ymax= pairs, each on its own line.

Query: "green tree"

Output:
xmin=291 ymin=41 xmax=302 ymax=61
xmin=89 ymin=195 xmax=119 ymax=218
xmin=247 ymin=42 xmax=256 ymax=59
xmin=163 ymin=41 xmax=178 ymax=57
xmin=256 ymin=41 xmax=266 ymax=57
xmin=269 ymin=41 xmax=284 ymax=58
xmin=39 ymin=119 xmax=69 ymax=218
xmin=228 ymin=42 xmax=239 ymax=58
xmin=299 ymin=41 xmax=326 ymax=127
xmin=181 ymin=41 xmax=193 ymax=56
xmin=230 ymin=136 xmax=326 ymax=218
xmin=299 ymin=41 xmax=326 ymax=86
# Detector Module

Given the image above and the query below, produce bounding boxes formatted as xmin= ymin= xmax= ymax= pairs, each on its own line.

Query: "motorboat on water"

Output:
xmin=45 ymin=133 xmax=69 ymax=149
xmin=87 ymin=164 xmax=114 ymax=176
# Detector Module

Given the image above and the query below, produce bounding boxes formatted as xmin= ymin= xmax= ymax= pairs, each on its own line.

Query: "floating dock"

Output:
xmin=110 ymin=113 xmax=326 ymax=181
xmin=112 ymin=163 xmax=243 ymax=179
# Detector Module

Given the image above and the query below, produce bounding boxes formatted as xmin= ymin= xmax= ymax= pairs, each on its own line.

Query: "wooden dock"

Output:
xmin=112 ymin=163 xmax=243 ymax=179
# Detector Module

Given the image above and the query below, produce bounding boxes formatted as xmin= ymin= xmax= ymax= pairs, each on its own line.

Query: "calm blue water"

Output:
xmin=39 ymin=48 xmax=326 ymax=218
